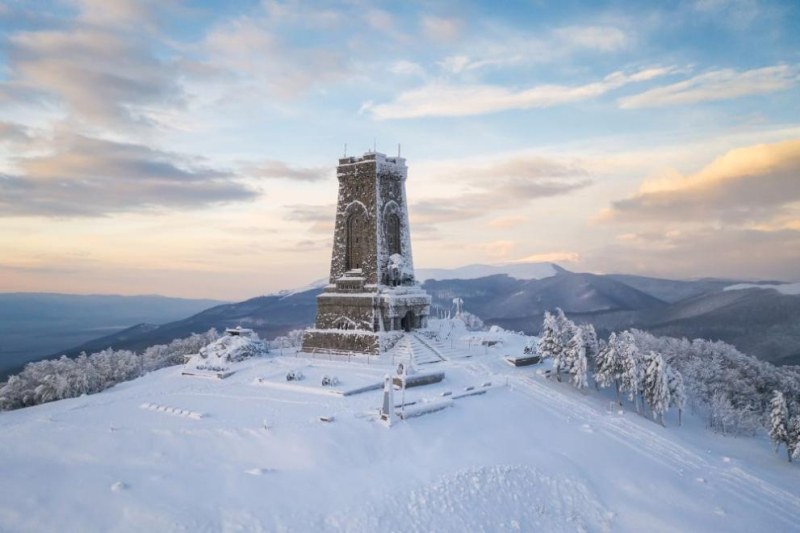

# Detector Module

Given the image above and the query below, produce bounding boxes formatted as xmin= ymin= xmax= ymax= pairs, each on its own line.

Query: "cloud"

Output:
xmin=70 ymin=0 xmax=154 ymax=27
xmin=602 ymin=139 xmax=800 ymax=224
xmin=410 ymin=197 xmax=486 ymax=225
xmin=691 ymin=0 xmax=761 ymax=28
xmin=201 ymin=10 xmax=351 ymax=99
xmin=433 ymin=24 xmax=633 ymax=76
xmin=585 ymin=227 xmax=800 ymax=281
xmin=246 ymin=160 xmax=331 ymax=182
xmin=365 ymin=67 xmax=676 ymax=119
xmin=618 ymin=65 xmax=797 ymax=108
xmin=421 ymin=16 xmax=462 ymax=42
xmin=284 ymin=204 xmax=336 ymax=233
xmin=0 ymin=132 xmax=256 ymax=217
xmin=552 ymin=25 xmax=629 ymax=52
xmin=389 ymin=60 xmax=425 ymax=77
xmin=471 ymin=240 xmax=516 ymax=259
xmin=512 ymin=251 xmax=581 ymax=264
xmin=2 ymin=3 xmax=182 ymax=129
xmin=488 ymin=215 xmax=527 ymax=229
xmin=411 ymin=155 xmax=592 ymax=224
xmin=0 ymin=122 xmax=32 ymax=143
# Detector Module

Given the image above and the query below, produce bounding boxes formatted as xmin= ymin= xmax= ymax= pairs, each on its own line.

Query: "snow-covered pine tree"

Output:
xmin=769 ymin=391 xmax=791 ymax=461
xmin=595 ymin=332 xmax=623 ymax=403
xmin=538 ymin=312 xmax=564 ymax=380
xmin=565 ymin=327 xmax=588 ymax=389
xmin=643 ymin=352 xmax=671 ymax=426
xmin=618 ymin=331 xmax=643 ymax=413
xmin=710 ymin=391 xmax=736 ymax=434
xmin=666 ymin=365 xmax=686 ymax=426
xmin=789 ymin=415 xmax=800 ymax=463
xmin=582 ymin=323 xmax=599 ymax=367
xmin=555 ymin=308 xmax=576 ymax=347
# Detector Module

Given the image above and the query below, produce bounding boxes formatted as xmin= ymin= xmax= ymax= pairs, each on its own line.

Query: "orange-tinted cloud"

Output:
xmin=603 ymin=139 xmax=800 ymax=224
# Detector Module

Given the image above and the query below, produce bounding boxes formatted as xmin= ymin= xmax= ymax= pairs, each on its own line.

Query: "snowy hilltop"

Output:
xmin=0 ymin=316 xmax=799 ymax=532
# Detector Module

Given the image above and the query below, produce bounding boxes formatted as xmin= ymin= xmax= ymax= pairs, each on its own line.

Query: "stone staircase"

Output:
xmin=418 ymin=334 xmax=469 ymax=361
xmin=387 ymin=333 xmax=445 ymax=366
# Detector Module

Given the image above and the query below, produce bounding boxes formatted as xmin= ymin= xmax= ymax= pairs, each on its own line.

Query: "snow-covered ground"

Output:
xmin=1 ymin=324 xmax=798 ymax=532
xmin=725 ymin=282 xmax=800 ymax=296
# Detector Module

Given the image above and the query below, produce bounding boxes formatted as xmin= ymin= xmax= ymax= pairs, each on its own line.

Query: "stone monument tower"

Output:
xmin=301 ymin=151 xmax=431 ymax=355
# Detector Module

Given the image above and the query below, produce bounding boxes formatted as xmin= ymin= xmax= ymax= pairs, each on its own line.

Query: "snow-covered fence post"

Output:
xmin=381 ymin=374 xmax=395 ymax=427
xmin=398 ymin=362 xmax=408 ymax=421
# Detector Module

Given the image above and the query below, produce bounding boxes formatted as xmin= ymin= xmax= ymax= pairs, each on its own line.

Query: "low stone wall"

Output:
xmin=315 ymin=293 xmax=376 ymax=330
xmin=301 ymin=329 xmax=381 ymax=355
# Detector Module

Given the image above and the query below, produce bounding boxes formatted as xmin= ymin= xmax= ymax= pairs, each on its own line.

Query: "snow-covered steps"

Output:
xmin=386 ymin=334 xmax=445 ymax=366
xmin=139 ymin=402 xmax=204 ymax=420
xmin=414 ymin=333 xmax=466 ymax=361
xmin=409 ymin=333 xmax=446 ymax=365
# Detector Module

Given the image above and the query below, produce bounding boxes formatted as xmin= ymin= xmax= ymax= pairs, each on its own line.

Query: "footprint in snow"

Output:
xmin=245 ymin=468 xmax=274 ymax=476
xmin=111 ymin=481 xmax=128 ymax=492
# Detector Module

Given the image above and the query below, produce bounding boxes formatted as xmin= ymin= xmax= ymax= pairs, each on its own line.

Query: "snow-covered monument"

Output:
xmin=301 ymin=151 xmax=432 ymax=355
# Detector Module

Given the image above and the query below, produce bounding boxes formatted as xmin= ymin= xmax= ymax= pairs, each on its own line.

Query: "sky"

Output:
xmin=0 ymin=0 xmax=799 ymax=300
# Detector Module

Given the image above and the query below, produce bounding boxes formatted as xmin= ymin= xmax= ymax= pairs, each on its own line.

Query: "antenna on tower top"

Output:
xmin=398 ymin=143 xmax=401 ymax=157
xmin=343 ymin=143 xmax=347 ymax=157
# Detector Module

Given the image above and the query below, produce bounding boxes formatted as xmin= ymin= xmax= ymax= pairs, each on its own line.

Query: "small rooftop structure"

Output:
xmin=225 ymin=326 xmax=255 ymax=337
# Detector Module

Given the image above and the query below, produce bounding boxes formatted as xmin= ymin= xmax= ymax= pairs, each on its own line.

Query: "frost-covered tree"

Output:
xmin=710 ymin=391 xmax=737 ymax=434
xmin=582 ymin=323 xmax=599 ymax=367
xmin=642 ymin=352 xmax=670 ymax=426
xmin=618 ymin=332 xmax=643 ymax=413
xmin=0 ymin=329 xmax=220 ymax=411
xmin=769 ymin=391 xmax=792 ymax=461
xmin=788 ymin=415 xmax=800 ymax=463
xmin=667 ymin=366 xmax=686 ymax=426
xmin=538 ymin=312 xmax=563 ymax=379
xmin=460 ymin=311 xmax=485 ymax=331
xmin=595 ymin=332 xmax=623 ymax=404
xmin=564 ymin=328 xmax=588 ymax=389
xmin=555 ymin=308 xmax=577 ymax=347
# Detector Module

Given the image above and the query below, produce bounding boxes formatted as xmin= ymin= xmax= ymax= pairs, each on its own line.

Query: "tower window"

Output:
xmin=346 ymin=213 xmax=364 ymax=270
xmin=386 ymin=213 xmax=401 ymax=255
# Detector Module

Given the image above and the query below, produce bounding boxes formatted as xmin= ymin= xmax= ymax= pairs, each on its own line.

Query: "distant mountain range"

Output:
xmin=0 ymin=293 xmax=226 ymax=378
xmin=425 ymin=273 xmax=800 ymax=366
xmin=5 ymin=263 xmax=800 ymax=373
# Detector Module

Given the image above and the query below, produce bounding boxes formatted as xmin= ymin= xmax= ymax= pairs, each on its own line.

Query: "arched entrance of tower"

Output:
xmin=401 ymin=310 xmax=415 ymax=332
xmin=345 ymin=205 xmax=368 ymax=271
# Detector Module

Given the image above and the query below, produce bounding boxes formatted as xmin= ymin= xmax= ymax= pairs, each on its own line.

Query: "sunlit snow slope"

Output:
xmin=0 ymin=326 xmax=798 ymax=532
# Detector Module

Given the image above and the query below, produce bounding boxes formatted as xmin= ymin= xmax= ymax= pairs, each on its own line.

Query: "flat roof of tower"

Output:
xmin=338 ymin=151 xmax=406 ymax=167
